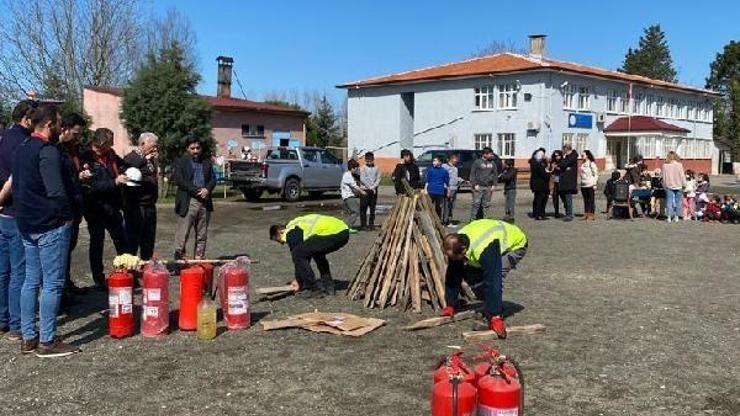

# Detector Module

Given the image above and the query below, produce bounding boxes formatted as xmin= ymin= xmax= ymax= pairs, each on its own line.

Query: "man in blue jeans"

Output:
xmin=0 ymin=101 xmax=34 ymax=341
xmin=11 ymin=105 xmax=79 ymax=358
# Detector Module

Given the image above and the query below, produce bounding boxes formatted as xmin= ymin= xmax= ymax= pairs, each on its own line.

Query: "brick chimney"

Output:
xmin=216 ymin=56 xmax=234 ymax=98
xmin=528 ymin=35 xmax=546 ymax=60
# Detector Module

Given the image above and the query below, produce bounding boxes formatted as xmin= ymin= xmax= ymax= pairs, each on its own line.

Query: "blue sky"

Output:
xmin=153 ymin=0 xmax=738 ymax=107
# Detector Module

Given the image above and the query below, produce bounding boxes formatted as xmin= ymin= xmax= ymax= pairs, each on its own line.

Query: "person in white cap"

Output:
xmin=123 ymin=132 xmax=159 ymax=261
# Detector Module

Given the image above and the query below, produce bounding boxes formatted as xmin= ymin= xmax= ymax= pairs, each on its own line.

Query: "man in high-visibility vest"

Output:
xmin=269 ymin=214 xmax=350 ymax=298
xmin=442 ymin=219 xmax=528 ymax=338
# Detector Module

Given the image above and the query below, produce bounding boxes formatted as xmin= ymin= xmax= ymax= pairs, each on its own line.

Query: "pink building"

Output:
xmin=83 ymin=57 xmax=308 ymax=158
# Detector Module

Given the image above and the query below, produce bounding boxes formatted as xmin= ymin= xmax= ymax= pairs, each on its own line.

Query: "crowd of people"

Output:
xmin=0 ymin=101 xmax=216 ymax=358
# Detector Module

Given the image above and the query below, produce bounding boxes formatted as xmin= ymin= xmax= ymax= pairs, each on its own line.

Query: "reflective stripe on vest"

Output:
xmin=468 ymin=222 xmax=507 ymax=254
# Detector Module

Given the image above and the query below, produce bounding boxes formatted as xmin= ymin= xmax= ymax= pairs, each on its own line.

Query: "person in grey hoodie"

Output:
xmin=469 ymin=147 xmax=499 ymax=221
xmin=359 ymin=152 xmax=381 ymax=230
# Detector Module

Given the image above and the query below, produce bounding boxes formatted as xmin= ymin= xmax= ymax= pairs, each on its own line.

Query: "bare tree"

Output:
xmin=471 ymin=40 xmax=527 ymax=58
xmin=0 ymin=0 xmax=144 ymax=109
xmin=144 ymin=7 xmax=198 ymax=68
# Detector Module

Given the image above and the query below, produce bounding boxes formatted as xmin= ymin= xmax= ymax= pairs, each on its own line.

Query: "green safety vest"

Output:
xmin=283 ymin=214 xmax=348 ymax=241
xmin=459 ymin=219 xmax=528 ymax=268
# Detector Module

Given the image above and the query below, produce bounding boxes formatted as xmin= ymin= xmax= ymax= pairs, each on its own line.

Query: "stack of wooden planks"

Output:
xmin=347 ymin=193 xmax=449 ymax=312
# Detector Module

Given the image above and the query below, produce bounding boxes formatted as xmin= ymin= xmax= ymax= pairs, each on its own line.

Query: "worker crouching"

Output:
xmin=442 ymin=219 xmax=528 ymax=338
xmin=269 ymin=214 xmax=350 ymax=298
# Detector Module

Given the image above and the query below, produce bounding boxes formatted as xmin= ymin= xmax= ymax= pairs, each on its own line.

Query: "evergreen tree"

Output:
xmin=308 ymin=95 xmax=341 ymax=148
xmin=121 ymin=42 xmax=213 ymax=169
xmin=620 ymin=25 xmax=677 ymax=82
xmin=706 ymin=40 xmax=740 ymax=159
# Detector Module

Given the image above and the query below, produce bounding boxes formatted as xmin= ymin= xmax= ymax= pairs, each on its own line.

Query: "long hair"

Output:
xmin=666 ymin=151 xmax=681 ymax=163
xmin=583 ymin=149 xmax=595 ymax=162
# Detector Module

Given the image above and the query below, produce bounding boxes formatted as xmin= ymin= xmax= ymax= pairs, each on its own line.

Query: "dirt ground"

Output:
xmin=0 ymin=186 xmax=739 ymax=416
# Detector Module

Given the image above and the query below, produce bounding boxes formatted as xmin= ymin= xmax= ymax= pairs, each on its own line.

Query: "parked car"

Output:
xmin=227 ymin=146 xmax=344 ymax=202
xmin=416 ymin=149 xmax=485 ymax=190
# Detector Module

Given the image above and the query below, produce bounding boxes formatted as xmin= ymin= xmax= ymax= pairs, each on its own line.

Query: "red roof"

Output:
xmin=84 ymin=85 xmax=309 ymax=117
xmin=338 ymin=53 xmax=718 ymax=96
xmin=604 ymin=116 xmax=690 ymax=133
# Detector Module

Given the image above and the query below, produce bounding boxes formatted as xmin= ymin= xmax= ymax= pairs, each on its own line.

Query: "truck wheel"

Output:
xmin=283 ymin=178 xmax=302 ymax=202
xmin=241 ymin=189 xmax=262 ymax=202
xmin=308 ymin=191 xmax=324 ymax=199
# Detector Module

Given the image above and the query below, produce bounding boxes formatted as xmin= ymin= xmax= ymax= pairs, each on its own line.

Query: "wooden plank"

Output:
xmin=410 ymin=244 xmax=421 ymax=312
xmin=403 ymin=309 xmax=479 ymax=331
xmin=462 ymin=324 xmax=546 ymax=341
xmin=365 ymin=197 xmax=408 ymax=307
xmin=373 ymin=196 xmax=412 ymax=307
xmin=255 ymin=285 xmax=295 ymax=295
xmin=388 ymin=195 xmax=417 ymax=308
xmin=420 ymin=235 xmax=447 ymax=308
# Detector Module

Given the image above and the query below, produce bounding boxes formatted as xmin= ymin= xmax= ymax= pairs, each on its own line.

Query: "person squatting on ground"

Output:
xmin=341 ymin=159 xmax=365 ymax=232
xmin=12 ymin=105 xmax=80 ymax=357
xmin=441 ymin=153 xmax=460 ymax=226
xmin=424 ymin=155 xmax=449 ymax=219
xmin=529 ymin=148 xmax=550 ymax=221
xmin=0 ymin=100 xmax=34 ymax=342
xmin=392 ymin=148 xmax=422 ymax=195
xmin=499 ymin=159 xmax=517 ymax=222
xmin=270 ymin=214 xmax=350 ymax=299
xmin=80 ymin=128 xmax=128 ymax=290
xmin=469 ymin=147 xmax=499 ymax=222
xmin=173 ymin=137 xmax=216 ymax=260
xmin=359 ymin=152 xmax=381 ymax=230
xmin=123 ymin=132 xmax=159 ymax=260
xmin=580 ymin=150 xmax=599 ymax=221
xmin=441 ymin=219 xmax=529 ymax=338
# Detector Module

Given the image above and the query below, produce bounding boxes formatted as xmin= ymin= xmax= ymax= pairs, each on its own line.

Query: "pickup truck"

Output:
xmin=226 ymin=146 xmax=344 ymax=202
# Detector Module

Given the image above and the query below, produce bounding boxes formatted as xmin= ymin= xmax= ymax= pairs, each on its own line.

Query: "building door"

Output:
xmin=606 ymin=138 xmax=622 ymax=170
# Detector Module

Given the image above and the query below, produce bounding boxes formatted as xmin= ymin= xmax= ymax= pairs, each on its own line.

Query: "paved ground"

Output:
xmin=0 ymin=186 xmax=738 ymax=416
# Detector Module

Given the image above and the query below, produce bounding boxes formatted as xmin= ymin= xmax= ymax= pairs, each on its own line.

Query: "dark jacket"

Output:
xmin=529 ymin=159 xmax=550 ymax=193
xmin=12 ymin=135 xmax=73 ymax=234
xmin=59 ymin=144 xmax=84 ymax=220
xmin=469 ymin=158 xmax=499 ymax=187
xmin=123 ymin=149 xmax=159 ymax=205
xmin=173 ymin=155 xmax=216 ymax=217
xmin=557 ymin=150 xmax=579 ymax=194
xmin=392 ymin=162 xmax=421 ymax=195
xmin=0 ymin=124 xmax=31 ymax=216
xmin=499 ymin=167 xmax=517 ymax=191
xmin=80 ymin=149 xmax=126 ymax=210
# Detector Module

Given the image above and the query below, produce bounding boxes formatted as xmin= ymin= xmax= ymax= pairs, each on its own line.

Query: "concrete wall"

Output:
xmin=345 ymin=70 xmax=716 ymax=173
xmin=83 ymin=89 xmax=132 ymax=156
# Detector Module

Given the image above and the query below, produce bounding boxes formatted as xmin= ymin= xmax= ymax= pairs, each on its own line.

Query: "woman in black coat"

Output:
xmin=557 ymin=145 xmax=579 ymax=221
xmin=529 ymin=147 xmax=550 ymax=220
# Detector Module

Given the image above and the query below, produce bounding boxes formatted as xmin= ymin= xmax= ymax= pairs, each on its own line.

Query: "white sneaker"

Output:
xmin=666 ymin=217 xmax=672 ymax=223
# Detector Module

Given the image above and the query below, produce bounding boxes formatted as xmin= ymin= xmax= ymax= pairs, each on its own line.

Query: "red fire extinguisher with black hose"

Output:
xmin=431 ymin=355 xmax=477 ymax=416
xmin=476 ymin=355 xmax=524 ymax=415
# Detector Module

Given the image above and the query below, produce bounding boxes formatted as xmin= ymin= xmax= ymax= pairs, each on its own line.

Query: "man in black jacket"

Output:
xmin=557 ymin=144 xmax=579 ymax=221
xmin=173 ymin=138 xmax=216 ymax=260
xmin=80 ymin=128 xmax=129 ymax=290
xmin=392 ymin=149 xmax=421 ymax=195
xmin=123 ymin=132 xmax=159 ymax=261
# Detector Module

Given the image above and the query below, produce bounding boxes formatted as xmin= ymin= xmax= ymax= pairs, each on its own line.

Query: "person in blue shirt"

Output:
xmin=424 ymin=156 xmax=449 ymax=219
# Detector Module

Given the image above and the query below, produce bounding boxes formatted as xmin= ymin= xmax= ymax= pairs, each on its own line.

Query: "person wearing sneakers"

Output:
xmin=269 ymin=214 xmax=350 ymax=299
xmin=579 ymin=150 xmax=599 ymax=221
xmin=12 ymin=105 xmax=80 ymax=357
xmin=441 ymin=219 xmax=529 ymax=338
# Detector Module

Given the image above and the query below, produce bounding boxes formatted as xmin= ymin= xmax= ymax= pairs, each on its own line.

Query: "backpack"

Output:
xmin=614 ymin=180 xmax=630 ymax=202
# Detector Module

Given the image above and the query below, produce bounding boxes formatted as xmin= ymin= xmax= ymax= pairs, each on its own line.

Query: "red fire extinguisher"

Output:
xmin=179 ymin=266 xmax=204 ymax=330
xmin=218 ymin=260 xmax=250 ymax=330
xmin=196 ymin=263 xmax=215 ymax=293
xmin=431 ymin=357 xmax=478 ymax=416
xmin=477 ymin=356 xmax=523 ymax=416
xmin=434 ymin=352 xmax=477 ymax=386
xmin=141 ymin=262 xmax=170 ymax=337
xmin=108 ymin=271 xmax=135 ymax=338
xmin=474 ymin=347 xmax=519 ymax=383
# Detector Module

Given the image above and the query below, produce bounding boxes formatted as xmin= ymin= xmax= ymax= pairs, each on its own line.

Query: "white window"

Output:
xmin=696 ymin=140 xmax=712 ymax=159
xmin=681 ymin=102 xmax=689 ymax=119
xmin=497 ymin=84 xmax=518 ymax=109
xmin=497 ymin=133 xmax=515 ymax=158
xmin=607 ymin=90 xmax=618 ymax=113
xmin=668 ymin=99 xmax=676 ymax=118
xmin=662 ymin=138 xmax=676 ymax=157
xmin=620 ymin=91 xmax=629 ymax=113
xmin=562 ymin=133 xmax=587 ymax=154
xmin=636 ymin=136 xmax=657 ymax=158
xmin=656 ymin=97 xmax=665 ymax=117
xmin=474 ymin=133 xmax=493 ymax=150
xmin=474 ymin=86 xmax=495 ymax=110
xmin=563 ymin=84 xmax=576 ymax=109
xmin=633 ymin=93 xmax=644 ymax=114
xmin=577 ymin=86 xmax=591 ymax=110
xmin=693 ymin=104 xmax=699 ymax=120
xmin=646 ymin=95 xmax=656 ymax=116
xmin=654 ymin=137 xmax=663 ymax=158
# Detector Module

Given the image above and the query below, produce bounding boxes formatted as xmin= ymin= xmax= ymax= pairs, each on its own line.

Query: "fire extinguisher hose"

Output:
xmin=510 ymin=358 xmax=524 ymax=416
xmin=451 ymin=377 xmax=459 ymax=416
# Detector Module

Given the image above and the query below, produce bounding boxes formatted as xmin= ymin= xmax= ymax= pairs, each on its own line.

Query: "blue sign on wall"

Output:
xmin=568 ymin=113 xmax=593 ymax=129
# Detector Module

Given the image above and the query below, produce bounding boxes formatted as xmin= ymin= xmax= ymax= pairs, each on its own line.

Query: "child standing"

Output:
xmin=424 ymin=156 xmax=449 ymax=219
xmin=682 ymin=170 xmax=697 ymax=221
xmin=441 ymin=154 xmax=460 ymax=226
xmin=341 ymin=159 xmax=366 ymax=232
xmin=499 ymin=159 xmax=517 ymax=222
xmin=359 ymin=152 xmax=381 ymax=230
xmin=650 ymin=169 xmax=665 ymax=218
